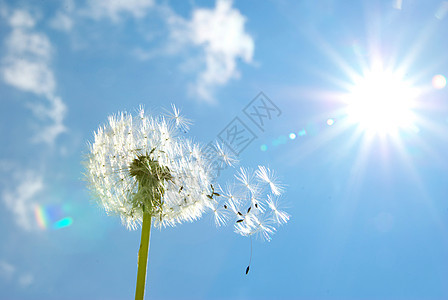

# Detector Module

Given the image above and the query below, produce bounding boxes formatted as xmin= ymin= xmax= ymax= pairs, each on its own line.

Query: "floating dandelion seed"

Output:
xmin=84 ymin=105 xmax=290 ymax=298
xmin=214 ymin=142 xmax=238 ymax=167
xmin=235 ymin=167 xmax=257 ymax=193
xmin=255 ymin=166 xmax=285 ymax=196
xmin=163 ymin=104 xmax=193 ymax=132
xmin=267 ymin=195 xmax=290 ymax=224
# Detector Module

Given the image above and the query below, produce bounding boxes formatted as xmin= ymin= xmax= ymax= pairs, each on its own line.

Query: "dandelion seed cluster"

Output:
xmin=85 ymin=105 xmax=289 ymax=240
xmin=215 ymin=166 xmax=289 ymax=241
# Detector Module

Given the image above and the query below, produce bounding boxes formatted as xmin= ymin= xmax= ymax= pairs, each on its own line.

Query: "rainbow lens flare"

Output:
xmin=34 ymin=204 xmax=73 ymax=230
xmin=53 ymin=217 xmax=73 ymax=229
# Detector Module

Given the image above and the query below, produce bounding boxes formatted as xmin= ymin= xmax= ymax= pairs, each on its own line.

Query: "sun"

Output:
xmin=345 ymin=65 xmax=418 ymax=136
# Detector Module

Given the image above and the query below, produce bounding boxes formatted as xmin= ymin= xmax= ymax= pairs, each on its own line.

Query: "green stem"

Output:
xmin=135 ymin=212 xmax=152 ymax=300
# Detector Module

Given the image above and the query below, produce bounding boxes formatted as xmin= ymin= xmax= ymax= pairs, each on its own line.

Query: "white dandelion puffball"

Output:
xmin=85 ymin=106 xmax=228 ymax=229
xmin=85 ymin=105 xmax=289 ymax=240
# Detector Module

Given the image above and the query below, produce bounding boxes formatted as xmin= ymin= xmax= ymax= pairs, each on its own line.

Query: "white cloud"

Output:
xmin=0 ymin=260 xmax=34 ymax=287
xmin=8 ymin=10 xmax=35 ymax=28
xmin=132 ymin=47 xmax=158 ymax=61
xmin=49 ymin=0 xmax=75 ymax=32
xmin=5 ymin=29 xmax=52 ymax=60
xmin=85 ymin=0 xmax=154 ymax=22
xmin=50 ymin=11 xmax=74 ymax=32
xmin=47 ymin=0 xmax=253 ymax=103
xmin=1 ymin=9 xmax=67 ymax=145
xmin=0 ymin=260 xmax=16 ymax=280
xmin=2 ymin=170 xmax=43 ymax=231
xmin=27 ymin=96 xmax=67 ymax=144
xmin=19 ymin=273 xmax=34 ymax=287
xmin=2 ymin=59 xmax=55 ymax=96
xmin=168 ymin=0 xmax=254 ymax=102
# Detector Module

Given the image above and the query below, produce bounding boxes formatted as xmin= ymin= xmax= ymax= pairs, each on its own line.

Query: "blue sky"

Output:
xmin=1 ymin=0 xmax=448 ymax=299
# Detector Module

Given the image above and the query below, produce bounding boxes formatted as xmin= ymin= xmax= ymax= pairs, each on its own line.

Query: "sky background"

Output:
xmin=1 ymin=0 xmax=448 ymax=299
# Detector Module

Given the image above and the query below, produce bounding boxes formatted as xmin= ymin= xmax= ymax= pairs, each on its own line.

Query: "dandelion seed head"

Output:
xmin=86 ymin=107 xmax=221 ymax=229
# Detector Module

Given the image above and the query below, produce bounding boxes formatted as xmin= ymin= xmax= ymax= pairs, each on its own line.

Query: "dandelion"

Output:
xmin=255 ymin=165 xmax=285 ymax=196
xmin=163 ymin=104 xmax=193 ymax=132
xmin=85 ymin=105 xmax=226 ymax=299
xmin=84 ymin=105 xmax=290 ymax=297
xmin=86 ymin=107 xmax=219 ymax=230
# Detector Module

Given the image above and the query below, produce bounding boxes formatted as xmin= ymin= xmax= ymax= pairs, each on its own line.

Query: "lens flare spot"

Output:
xmin=327 ymin=119 xmax=335 ymax=126
xmin=53 ymin=217 xmax=73 ymax=229
xmin=432 ymin=74 xmax=446 ymax=89
xmin=260 ymin=144 xmax=268 ymax=151
xmin=34 ymin=206 xmax=48 ymax=229
xmin=298 ymin=129 xmax=307 ymax=137
xmin=289 ymin=133 xmax=296 ymax=140
xmin=34 ymin=204 xmax=72 ymax=230
xmin=272 ymin=135 xmax=287 ymax=146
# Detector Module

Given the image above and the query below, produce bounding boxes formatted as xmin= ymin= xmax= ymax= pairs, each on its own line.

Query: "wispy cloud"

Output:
xmin=19 ymin=273 xmax=34 ymax=287
xmin=1 ymin=170 xmax=43 ymax=231
xmin=435 ymin=1 xmax=448 ymax=20
xmin=166 ymin=0 xmax=254 ymax=102
xmin=84 ymin=0 xmax=155 ymax=22
xmin=7 ymin=9 xmax=36 ymax=28
xmin=0 ymin=260 xmax=34 ymax=287
xmin=49 ymin=0 xmax=75 ymax=32
xmin=0 ymin=260 xmax=15 ymax=281
xmin=1 ymin=9 xmax=67 ymax=145
xmin=50 ymin=0 xmax=253 ymax=103
xmin=50 ymin=11 xmax=74 ymax=32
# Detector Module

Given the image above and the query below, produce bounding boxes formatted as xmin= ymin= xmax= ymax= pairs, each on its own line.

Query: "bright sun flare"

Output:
xmin=346 ymin=67 xmax=417 ymax=135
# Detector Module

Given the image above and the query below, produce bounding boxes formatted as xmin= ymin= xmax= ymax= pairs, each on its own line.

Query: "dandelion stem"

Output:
xmin=135 ymin=211 xmax=152 ymax=300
